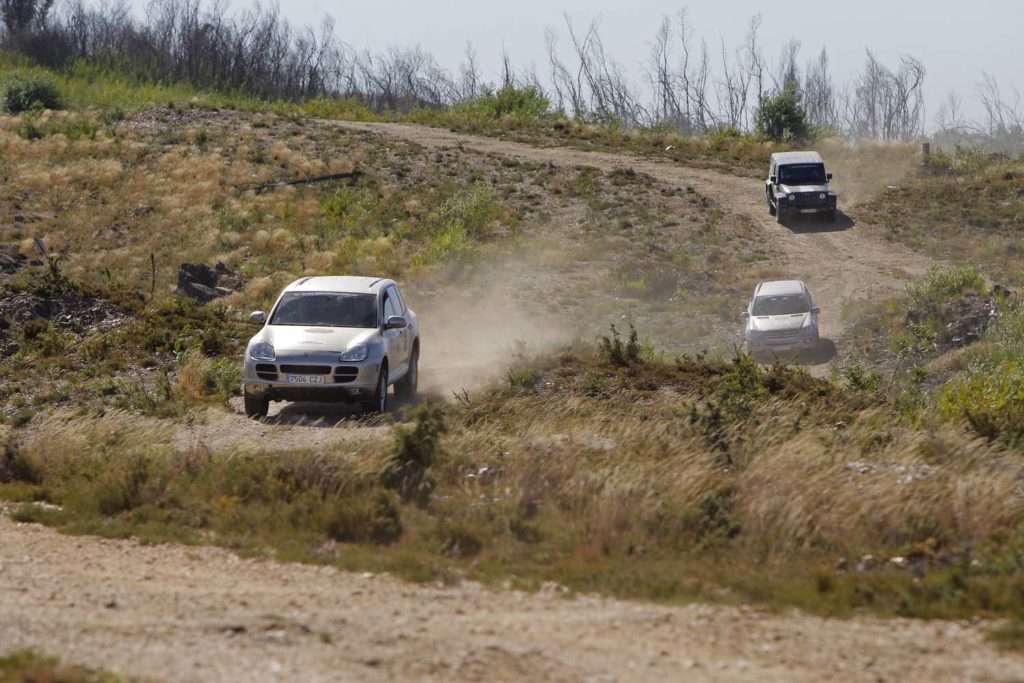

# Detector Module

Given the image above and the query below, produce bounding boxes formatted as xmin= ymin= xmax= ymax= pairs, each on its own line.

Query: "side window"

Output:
xmin=391 ymin=286 xmax=406 ymax=314
xmin=383 ymin=293 xmax=398 ymax=321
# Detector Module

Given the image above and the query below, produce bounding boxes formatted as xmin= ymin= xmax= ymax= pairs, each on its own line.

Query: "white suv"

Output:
xmin=242 ymin=276 xmax=419 ymax=417
xmin=742 ymin=280 xmax=820 ymax=355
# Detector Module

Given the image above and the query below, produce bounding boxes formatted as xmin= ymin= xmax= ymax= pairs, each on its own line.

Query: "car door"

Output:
xmin=381 ymin=289 xmax=408 ymax=377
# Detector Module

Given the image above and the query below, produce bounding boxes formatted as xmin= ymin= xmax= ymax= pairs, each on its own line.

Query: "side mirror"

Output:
xmin=769 ymin=175 xmax=777 ymax=184
xmin=385 ymin=315 xmax=408 ymax=330
xmin=826 ymin=173 xmax=833 ymax=181
xmin=249 ymin=310 xmax=266 ymax=324
xmin=740 ymin=311 xmax=750 ymax=320
xmin=812 ymin=306 xmax=821 ymax=314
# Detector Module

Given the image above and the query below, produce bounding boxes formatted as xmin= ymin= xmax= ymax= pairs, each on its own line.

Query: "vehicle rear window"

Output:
xmin=270 ymin=292 xmax=378 ymax=328
xmin=779 ymin=163 xmax=826 ymax=184
xmin=752 ymin=294 xmax=809 ymax=316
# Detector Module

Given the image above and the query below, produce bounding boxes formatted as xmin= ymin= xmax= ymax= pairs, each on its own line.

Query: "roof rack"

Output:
xmin=295 ymin=277 xmax=313 ymax=286
xmin=367 ymin=278 xmax=384 ymax=288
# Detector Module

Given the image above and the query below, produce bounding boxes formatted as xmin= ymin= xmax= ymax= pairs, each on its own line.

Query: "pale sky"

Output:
xmin=144 ymin=0 xmax=1024 ymax=123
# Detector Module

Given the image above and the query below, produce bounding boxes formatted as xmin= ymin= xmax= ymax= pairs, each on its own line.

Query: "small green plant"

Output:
xmin=842 ymin=357 xmax=881 ymax=392
xmin=599 ymin=323 xmax=641 ymax=367
xmin=379 ymin=403 xmax=447 ymax=501
xmin=0 ymin=70 xmax=63 ymax=113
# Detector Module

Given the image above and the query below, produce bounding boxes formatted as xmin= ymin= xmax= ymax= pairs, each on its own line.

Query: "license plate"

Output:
xmin=288 ymin=374 xmax=325 ymax=384
xmin=799 ymin=208 xmax=822 ymax=214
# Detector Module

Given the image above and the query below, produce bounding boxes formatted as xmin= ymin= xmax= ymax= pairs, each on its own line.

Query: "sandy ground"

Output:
xmin=2 ymin=515 xmax=1023 ymax=683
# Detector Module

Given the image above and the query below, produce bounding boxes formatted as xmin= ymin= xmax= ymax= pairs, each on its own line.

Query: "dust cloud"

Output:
xmin=411 ymin=256 xmax=582 ymax=399
xmin=818 ymin=138 xmax=921 ymax=206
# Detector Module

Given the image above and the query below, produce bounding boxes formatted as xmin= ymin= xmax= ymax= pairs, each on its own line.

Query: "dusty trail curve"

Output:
xmin=2 ymin=515 xmax=1022 ymax=683
xmin=333 ymin=121 xmax=937 ymax=346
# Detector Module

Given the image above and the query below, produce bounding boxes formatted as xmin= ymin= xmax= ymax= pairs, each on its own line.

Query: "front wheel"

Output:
xmin=767 ymin=196 xmax=776 ymax=216
xmin=776 ymin=206 xmax=786 ymax=224
xmin=244 ymin=393 xmax=269 ymax=419
xmin=394 ymin=345 xmax=418 ymax=401
xmin=362 ymin=364 xmax=389 ymax=414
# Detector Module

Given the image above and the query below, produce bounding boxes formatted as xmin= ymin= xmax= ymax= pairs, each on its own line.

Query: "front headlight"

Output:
xmin=250 ymin=341 xmax=275 ymax=361
xmin=819 ymin=193 xmax=826 ymax=200
xmin=788 ymin=193 xmax=797 ymax=201
xmin=339 ymin=343 xmax=369 ymax=362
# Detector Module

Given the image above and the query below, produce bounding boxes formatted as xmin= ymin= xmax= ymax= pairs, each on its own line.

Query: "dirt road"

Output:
xmin=334 ymin=121 xmax=935 ymax=346
xmin=2 ymin=515 xmax=1022 ymax=682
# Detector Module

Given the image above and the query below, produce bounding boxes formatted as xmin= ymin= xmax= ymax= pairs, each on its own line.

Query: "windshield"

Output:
xmin=779 ymin=163 xmax=826 ymax=185
xmin=752 ymin=294 xmax=809 ymax=316
xmin=270 ymin=292 xmax=378 ymax=328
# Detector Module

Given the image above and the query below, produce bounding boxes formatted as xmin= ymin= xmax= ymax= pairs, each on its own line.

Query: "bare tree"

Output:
xmin=803 ymin=48 xmax=838 ymax=132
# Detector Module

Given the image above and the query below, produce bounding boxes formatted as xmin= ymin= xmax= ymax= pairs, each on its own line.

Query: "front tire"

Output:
xmin=776 ymin=206 xmax=786 ymax=224
xmin=768 ymin=195 xmax=777 ymax=216
xmin=362 ymin=364 xmax=389 ymax=414
xmin=244 ymin=393 xmax=269 ymax=419
xmin=394 ymin=345 xmax=418 ymax=401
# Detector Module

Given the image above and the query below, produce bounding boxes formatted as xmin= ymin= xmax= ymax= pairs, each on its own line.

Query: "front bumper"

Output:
xmin=243 ymin=351 xmax=381 ymax=402
xmin=781 ymin=194 xmax=837 ymax=213
xmin=747 ymin=332 xmax=818 ymax=351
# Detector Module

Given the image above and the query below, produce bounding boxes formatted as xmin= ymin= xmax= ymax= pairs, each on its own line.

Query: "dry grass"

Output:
xmin=8 ymin=347 xmax=1024 ymax=617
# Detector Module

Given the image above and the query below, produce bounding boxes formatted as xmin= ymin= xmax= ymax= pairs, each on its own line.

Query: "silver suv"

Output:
xmin=742 ymin=280 xmax=820 ymax=355
xmin=242 ymin=276 xmax=419 ymax=417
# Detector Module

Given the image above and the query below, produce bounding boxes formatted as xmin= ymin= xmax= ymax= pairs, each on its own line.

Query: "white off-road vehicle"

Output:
xmin=766 ymin=151 xmax=837 ymax=223
xmin=242 ymin=276 xmax=419 ymax=418
xmin=742 ymin=280 xmax=820 ymax=356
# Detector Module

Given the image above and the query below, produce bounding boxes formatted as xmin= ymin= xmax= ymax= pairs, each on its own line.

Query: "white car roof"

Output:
xmin=284 ymin=276 xmax=394 ymax=294
xmin=770 ymin=151 xmax=824 ymax=165
xmin=755 ymin=280 xmax=806 ymax=297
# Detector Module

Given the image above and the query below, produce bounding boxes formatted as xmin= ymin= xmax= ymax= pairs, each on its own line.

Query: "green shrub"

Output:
xmin=599 ymin=323 xmax=641 ymax=367
xmin=1 ymin=70 xmax=63 ymax=113
xmin=907 ymin=265 xmax=986 ymax=314
xmin=0 ymin=439 xmax=41 ymax=485
xmin=324 ymin=490 xmax=403 ymax=544
xmin=754 ymin=83 xmax=809 ymax=142
xmin=379 ymin=403 xmax=447 ymax=501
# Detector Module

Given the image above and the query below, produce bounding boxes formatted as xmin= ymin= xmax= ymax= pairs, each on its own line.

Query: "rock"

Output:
xmin=856 ymin=554 xmax=878 ymax=572
xmin=0 ymin=246 xmax=26 ymax=275
xmin=889 ymin=556 xmax=909 ymax=569
xmin=177 ymin=262 xmax=244 ymax=302
xmin=835 ymin=558 xmax=849 ymax=572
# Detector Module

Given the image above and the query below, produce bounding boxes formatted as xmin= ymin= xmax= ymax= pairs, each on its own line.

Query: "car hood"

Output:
xmin=749 ymin=313 xmax=812 ymax=332
xmin=260 ymin=325 xmax=374 ymax=353
xmin=779 ymin=183 xmax=831 ymax=194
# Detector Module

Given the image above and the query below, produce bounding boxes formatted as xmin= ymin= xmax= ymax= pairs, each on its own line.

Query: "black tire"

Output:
xmin=768 ymin=195 xmax=776 ymax=216
xmin=244 ymin=393 xmax=269 ymax=419
xmin=362 ymin=363 xmax=389 ymax=414
xmin=776 ymin=206 xmax=786 ymax=224
xmin=394 ymin=344 xmax=419 ymax=401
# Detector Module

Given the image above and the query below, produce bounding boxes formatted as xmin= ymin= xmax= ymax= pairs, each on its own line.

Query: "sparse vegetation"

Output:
xmin=0 ymin=650 xmax=127 ymax=683
xmin=7 ymin=335 xmax=1024 ymax=620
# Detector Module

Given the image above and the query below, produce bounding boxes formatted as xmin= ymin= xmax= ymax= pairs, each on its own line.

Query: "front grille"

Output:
xmin=792 ymin=193 xmax=824 ymax=206
xmin=333 ymin=366 xmax=359 ymax=384
xmin=767 ymin=330 xmax=800 ymax=340
xmin=255 ymin=363 xmax=278 ymax=381
xmin=280 ymin=364 xmax=332 ymax=375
